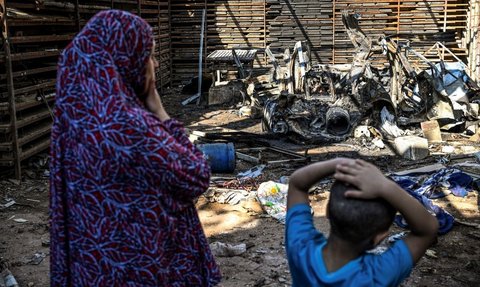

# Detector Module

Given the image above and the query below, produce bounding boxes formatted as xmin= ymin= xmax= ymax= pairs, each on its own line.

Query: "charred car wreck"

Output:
xmin=262 ymin=12 xmax=480 ymax=143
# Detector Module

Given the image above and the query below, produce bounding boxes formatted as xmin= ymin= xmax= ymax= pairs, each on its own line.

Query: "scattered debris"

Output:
xmin=41 ymin=236 xmax=50 ymax=247
xmin=256 ymin=181 xmax=289 ymax=223
xmin=425 ymin=249 xmax=438 ymax=259
xmin=204 ymin=188 xmax=252 ymax=205
xmin=367 ymin=232 xmax=406 ymax=255
xmin=1 ymin=268 xmax=19 ymax=287
xmin=392 ymin=168 xmax=474 ymax=234
xmin=393 ymin=163 xmax=446 ymax=176
xmin=394 ymin=136 xmax=429 ymax=160
xmin=441 ymin=146 xmax=456 ymax=154
xmin=455 ymin=219 xmax=480 ymax=229
xmin=210 ymin=242 xmax=247 ymax=257
xmin=257 ymin=11 xmax=479 ymax=146
xmin=421 ymin=120 xmax=443 ymax=143
xmin=0 ymin=200 xmax=15 ymax=209
xmin=466 ymin=231 xmax=480 ymax=240
xmin=26 ymin=199 xmax=40 ymax=203
xmin=237 ymin=165 xmax=266 ymax=180
xmin=12 ymin=218 xmax=28 ymax=223
xmin=236 ymin=147 xmax=309 ymax=166
xmin=7 ymin=179 xmax=20 ymax=186
xmin=26 ymin=252 xmax=47 ymax=265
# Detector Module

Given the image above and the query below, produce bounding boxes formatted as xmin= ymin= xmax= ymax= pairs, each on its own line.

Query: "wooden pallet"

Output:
xmin=0 ymin=0 xmax=172 ymax=178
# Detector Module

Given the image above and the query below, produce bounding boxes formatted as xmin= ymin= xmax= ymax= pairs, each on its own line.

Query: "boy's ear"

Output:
xmin=372 ymin=229 xmax=389 ymax=246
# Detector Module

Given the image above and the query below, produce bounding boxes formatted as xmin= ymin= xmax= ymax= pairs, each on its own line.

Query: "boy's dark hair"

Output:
xmin=327 ymin=180 xmax=396 ymax=244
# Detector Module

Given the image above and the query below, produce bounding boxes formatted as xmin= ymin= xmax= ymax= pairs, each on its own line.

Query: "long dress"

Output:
xmin=49 ymin=10 xmax=221 ymax=286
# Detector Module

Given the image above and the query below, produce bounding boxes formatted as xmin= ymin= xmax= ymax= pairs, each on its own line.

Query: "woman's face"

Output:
xmin=144 ymin=41 xmax=159 ymax=94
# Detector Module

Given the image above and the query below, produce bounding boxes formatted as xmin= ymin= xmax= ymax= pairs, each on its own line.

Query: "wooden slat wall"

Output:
xmin=170 ymin=0 xmax=205 ymax=83
xmin=268 ymin=0 xmax=473 ymax=67
xmin=267 ymin=0 xmax=335 ymax=63
xmin=0 ymin=0 xmax=171 ymax=177
xmin=467 ymin=0 xmax=480 ymax=80
xmin=151 ymin=0 xmax=172 ymax=88
xmin=206 ymin=0 xmax=267 ymax=67
xmin=171 ymin=0 xmax=267 ymax=83
xmin=172 ymin=0 xmax=477 ymax=82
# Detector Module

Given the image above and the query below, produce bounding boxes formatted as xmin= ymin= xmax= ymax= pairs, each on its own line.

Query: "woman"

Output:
xmin=50 ymin=10 xmax=221 ymax=286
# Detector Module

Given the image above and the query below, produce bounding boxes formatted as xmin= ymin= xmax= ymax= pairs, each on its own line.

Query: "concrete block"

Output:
xmin=394 ymin=136 xmax=429 ymax=160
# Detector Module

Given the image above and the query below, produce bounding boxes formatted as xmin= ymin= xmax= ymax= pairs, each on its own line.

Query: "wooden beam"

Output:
xmin=1 ymin=0 xmax=21 ymax=179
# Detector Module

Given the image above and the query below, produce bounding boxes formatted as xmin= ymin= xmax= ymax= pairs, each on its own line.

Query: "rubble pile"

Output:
xmin=260 ymin=12 xmax=480 ymax=146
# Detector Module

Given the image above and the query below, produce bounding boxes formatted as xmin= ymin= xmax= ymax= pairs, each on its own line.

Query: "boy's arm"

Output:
xmin=287 ymin=158 xmax=354 ymax=209
xmin=335 ymin=160 xmax=439 ymax=263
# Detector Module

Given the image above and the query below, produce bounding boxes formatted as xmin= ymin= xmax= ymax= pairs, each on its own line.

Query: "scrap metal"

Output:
xmin=262 ymin=11 xmax=480 ymax=143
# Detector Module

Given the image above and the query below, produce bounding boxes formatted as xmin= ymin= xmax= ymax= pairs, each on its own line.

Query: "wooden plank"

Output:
xmin=1 ymin=0 xmax=21 ymax=178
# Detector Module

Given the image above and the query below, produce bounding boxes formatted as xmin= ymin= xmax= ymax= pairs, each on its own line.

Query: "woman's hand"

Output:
xmin=145 ymin=81 xmax=170 ymax=121
xmin=143 ymin=55 xmax=170 ymax=122
xmin=145 ymin=82 xmax=170 ymax=122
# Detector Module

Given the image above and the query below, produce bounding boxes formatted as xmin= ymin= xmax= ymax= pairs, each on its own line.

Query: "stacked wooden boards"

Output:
xmin=466 ymin=0 xmax=479 ymax=80
xmin=170 ymin=0 xmax=206 ymax=84
xmin=0 ymin=0 xmax=171 ymax=178
xmin=170 ymin=0 xmax=267 ymax=83
xmin=268 ymin=0 xmax=477 ymax=68
xmin=170 ymin=0 xmax=478 ymax=82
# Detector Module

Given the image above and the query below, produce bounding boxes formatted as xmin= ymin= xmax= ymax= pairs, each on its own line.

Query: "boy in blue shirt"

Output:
xmin=286 ymin=158 xmax=438 ymax=286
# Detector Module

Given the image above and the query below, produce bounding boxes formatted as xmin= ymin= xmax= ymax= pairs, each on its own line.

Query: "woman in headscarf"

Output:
xmin=50 ymin=10 xmax=221 ymax=286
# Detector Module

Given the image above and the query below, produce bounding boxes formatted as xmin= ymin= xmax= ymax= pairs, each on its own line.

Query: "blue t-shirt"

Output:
xmin=285 ymin=204 xmax=414 ymax=287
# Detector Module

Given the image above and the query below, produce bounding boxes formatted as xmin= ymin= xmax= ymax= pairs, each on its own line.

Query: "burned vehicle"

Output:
xmin=262 ymin=12 xmax=480 ymax=143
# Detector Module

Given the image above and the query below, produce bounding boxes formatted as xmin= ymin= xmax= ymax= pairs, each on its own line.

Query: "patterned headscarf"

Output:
xmin=50 ymin=10 xmax=157 ymax=284
xmin=56 ymin=9 xmax=153 ymax=106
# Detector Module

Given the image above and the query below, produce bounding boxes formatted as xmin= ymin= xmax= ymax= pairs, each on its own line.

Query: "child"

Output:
xmin=285 ymin=158 xmax=438 ymax=286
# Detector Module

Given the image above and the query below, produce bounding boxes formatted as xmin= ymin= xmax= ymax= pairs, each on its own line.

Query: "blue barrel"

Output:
xmin=197 ymin=143 xmax=236 ymax=173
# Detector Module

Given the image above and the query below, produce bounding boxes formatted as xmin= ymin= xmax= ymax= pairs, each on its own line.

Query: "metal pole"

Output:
xmin=74 ymin=0 xmax=80 ymax=32
xmin=196 ymin=8 xmax=206 ymax=105
xmin=1 ymin=0 xmax=21 ymax=179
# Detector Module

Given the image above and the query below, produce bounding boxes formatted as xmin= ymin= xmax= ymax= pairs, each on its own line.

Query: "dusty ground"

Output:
xmin=0 ymin=88 xmax=479 ymax=286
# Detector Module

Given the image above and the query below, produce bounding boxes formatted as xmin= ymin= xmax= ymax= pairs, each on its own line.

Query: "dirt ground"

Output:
xmin=1 ymin=88 xmax=479 ymax=286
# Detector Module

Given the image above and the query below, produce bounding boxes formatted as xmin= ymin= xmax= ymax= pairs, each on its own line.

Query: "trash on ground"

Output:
xmin=425 ymin=249 xmax=438 ymax=258
xmin=0 ymin=265 xmax=19 ymax=287
xmin=366 ymin=232 xmax=407 ymax=255
xmin=0 ymin=200 xmax=15 ymax=209
xmin=27 ymin=252 xmax=47 ymax=265
xmin=237 ymin=165 xmax=266 ymax=180
xmin=391 ymin=168 xmax=474 ymax=234
xmin=210 ymin=242 xmax=247 ymax=257
xmin=256 ymin=181 xmax=289 ymax=223
xmin=12 ymin=218 xmax=28 ymax=223
xmin=204 ymin=188 xmax=253 ymax=205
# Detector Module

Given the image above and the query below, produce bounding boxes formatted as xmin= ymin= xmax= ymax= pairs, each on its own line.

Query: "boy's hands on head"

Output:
xmin=334 ymin=159 xmax=391 ymax=199
xmin=287 ymin=158 xmax=356 ymax=209
xmin=336 ymin=159 xmax=438 ymax=264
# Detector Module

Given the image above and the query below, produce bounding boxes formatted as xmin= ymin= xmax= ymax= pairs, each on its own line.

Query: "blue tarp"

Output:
xmin=390 ymin=168 xmax=474 ymax=235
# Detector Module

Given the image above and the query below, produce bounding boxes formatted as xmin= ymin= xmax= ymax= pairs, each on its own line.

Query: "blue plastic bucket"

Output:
xmin=197 ymin=143 xmax=236 ymax=173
